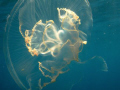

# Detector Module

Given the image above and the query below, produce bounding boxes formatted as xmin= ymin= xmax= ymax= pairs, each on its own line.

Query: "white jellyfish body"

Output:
xmin=4 ymin=0 xmax=107 ymax=90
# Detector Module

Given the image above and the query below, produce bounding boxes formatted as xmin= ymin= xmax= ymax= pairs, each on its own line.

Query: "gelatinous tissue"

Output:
xmin=4 ymin=0 xmax=108 ymax=90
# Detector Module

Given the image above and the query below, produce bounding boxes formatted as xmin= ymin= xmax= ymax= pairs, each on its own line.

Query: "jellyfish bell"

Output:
xmin=4 ymin=0 xmax=107 ymax=90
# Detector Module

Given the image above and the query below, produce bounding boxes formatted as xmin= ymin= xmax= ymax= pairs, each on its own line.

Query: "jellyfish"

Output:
xmin=4 ymin=0 xmax=108 ymax=90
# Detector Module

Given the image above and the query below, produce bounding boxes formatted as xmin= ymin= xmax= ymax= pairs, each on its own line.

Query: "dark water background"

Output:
xmin=0 ymin=0 xmax=120 ymax=90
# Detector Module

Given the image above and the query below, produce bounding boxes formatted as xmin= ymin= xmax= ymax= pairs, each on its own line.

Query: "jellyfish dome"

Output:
xmin=4 ymin=0 xmax=95 ymax=90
